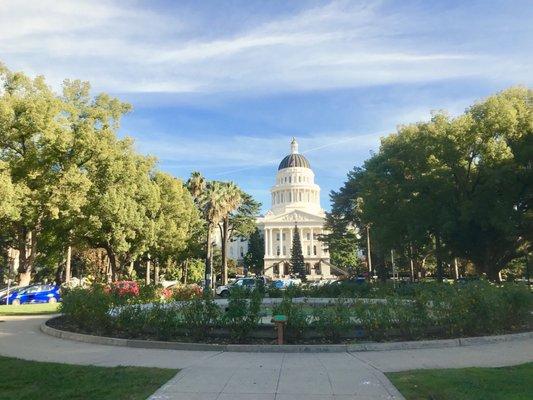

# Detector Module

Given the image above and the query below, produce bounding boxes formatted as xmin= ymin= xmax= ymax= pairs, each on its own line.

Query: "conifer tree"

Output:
xmin=290 ymin=224 xmax=307 ymax=281
xmin=243 ymin=228 xmax=264 ymax=276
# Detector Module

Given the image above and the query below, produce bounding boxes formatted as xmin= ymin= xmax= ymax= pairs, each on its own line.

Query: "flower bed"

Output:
xmin=58 ymin=281 xmax=532 ymax=344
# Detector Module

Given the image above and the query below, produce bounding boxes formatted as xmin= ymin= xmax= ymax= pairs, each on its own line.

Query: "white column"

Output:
xmin=279 ymin=228 xmax=283 ymax=256
xmin=301 ymin=227 xmax=304 ymax=254
xmin=289 ymin=227 xmax=293 ymax=254
xmin=269 ymin=228 xmax=273 ymax=256
xmin=310 ymin=227 xmax=314 ymax=256
xmin=317 ymin=228 xmax=323 ymax=257
xmin=264 ymin=228 xmax=268 ymax=257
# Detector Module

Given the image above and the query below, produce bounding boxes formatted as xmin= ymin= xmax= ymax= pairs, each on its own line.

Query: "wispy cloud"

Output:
xmin=2 ymin=0 xmax=527 ymax=94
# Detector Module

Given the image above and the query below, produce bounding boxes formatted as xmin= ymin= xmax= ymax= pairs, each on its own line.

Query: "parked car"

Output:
xmin=309 ymin=278 xmax=337 ymax=287
xmin=0 ymin=285 xmax=26 ymax=304
xmin=216 ymin=277 xmax=265 ymax=297
xmin=270 ymin=278 xmax=302 ymax=289
xmin=0 ymin=284 xmax=60 ymax=305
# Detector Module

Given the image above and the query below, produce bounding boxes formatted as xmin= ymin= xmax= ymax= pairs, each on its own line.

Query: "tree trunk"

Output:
xmin=146 ymin=255 xmax=151 ymax=285
xmin=454 ymin=258 xmax=459 ymax=280
xmin=17 ymin=228 xmax=37 ymax=286
xmin=221 ymin=217 xmax=229 ymax=285
xmin=486 ymin=266 xmax=501 ymax=282
xmin=127 ymin=260 xmax=134 ymax=277
xmin=204 ymin=225 xmax=212 ymax=293
xmin=154 ymin=261 xmax=160 ymax=285
xmin=435 ymin=234 xmax=444 ymax=282
xmin=65 ymin=245 xmax=72 ymax=284
xmin=182 ymin=260 xmax=188 ymax=284
xmin=366 ymin=225 xmax=372 ymax=274
xmin=105 ymin=248 xmax=118 ymax=282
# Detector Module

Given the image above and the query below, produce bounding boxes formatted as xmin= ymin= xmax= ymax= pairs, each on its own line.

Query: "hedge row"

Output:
xmin=59 ymin=282 xmax=531 ymax=343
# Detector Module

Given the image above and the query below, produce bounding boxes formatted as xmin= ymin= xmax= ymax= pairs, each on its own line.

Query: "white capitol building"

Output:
xmin=227 ymin=138 xmax=334 ymax=281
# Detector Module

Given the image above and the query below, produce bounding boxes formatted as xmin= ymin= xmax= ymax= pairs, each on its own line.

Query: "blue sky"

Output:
xmin=1 ymin=0 xmax=531 ymax=212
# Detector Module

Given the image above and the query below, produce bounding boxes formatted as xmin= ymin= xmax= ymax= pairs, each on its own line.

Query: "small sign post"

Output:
xmin=272 ymin=314 xmax=288 ymax=345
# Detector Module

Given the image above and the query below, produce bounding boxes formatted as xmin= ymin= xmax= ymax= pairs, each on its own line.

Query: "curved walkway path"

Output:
xmin=1 ymin=315 xmax=532 ymax=400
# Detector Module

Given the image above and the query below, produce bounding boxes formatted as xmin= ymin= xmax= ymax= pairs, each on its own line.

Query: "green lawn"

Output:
xmin=387 ymin=362 xmax=533 ymax=400
xmin=0 ymin=356 xmax=177 ymax=400
xmin=0 ymin=303 xmax=60 ymax=316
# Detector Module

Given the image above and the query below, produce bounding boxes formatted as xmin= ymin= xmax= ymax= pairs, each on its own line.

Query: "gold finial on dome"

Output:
xmin=290 ymin=137 xmax=298 ymax=154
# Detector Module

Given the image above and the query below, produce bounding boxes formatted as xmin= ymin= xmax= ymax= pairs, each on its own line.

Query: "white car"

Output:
xmin=216 ymin=277 xmax=262 ymax=297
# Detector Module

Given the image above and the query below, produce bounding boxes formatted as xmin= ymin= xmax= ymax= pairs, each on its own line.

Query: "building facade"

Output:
xmin=227 ymin=138 xmax=332 ymax=281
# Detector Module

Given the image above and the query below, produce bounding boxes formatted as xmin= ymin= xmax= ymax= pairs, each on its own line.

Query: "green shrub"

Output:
xmin=499 ymin=283 xmax=531 ymax=330
xmin=312 ymin=299 xmax=355 ymax=343
xmin=60 ymin=286 xmax=113 ymax=333
xmin=353 ymin=300 xmax=395 ymax=341
xmin=223 ymin=287 xmax=262 ymax=341
xmin=180 ymin=294 xmax=221 ymax=339
xmin=272 ymin=296 xmax=310 ymax=342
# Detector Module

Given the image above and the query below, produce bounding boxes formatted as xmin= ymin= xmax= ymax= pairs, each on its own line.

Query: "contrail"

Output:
xmin=213 ymin=131 xmax=385 ymax=176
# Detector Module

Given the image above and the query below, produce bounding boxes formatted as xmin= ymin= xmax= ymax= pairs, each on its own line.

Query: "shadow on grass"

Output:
xmin=0 ymin=355 xmax=177 ymax=400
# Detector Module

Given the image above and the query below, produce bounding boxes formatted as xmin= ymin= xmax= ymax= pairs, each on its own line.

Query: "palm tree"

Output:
xmin=199 ymin=180 xmax=227 ymax=292
xmin=187 ymin=171 xmax=206 ymax=202
xmin=218 ymin=183 xmax=242 ymax=285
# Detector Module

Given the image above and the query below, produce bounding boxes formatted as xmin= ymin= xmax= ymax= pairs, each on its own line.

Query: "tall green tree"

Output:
xmin=290 ymin=225 xmax=307 ymax=281
xmin=0 ymin=67 xmax=110 ymax=284
xmin=219 ymin=190 xmax=261 ymax=284
xmin=331 ymin=87 xmax=532 ymax=282
xmin=218 ymin=182 xmax=242 ymax=285
xmin=149 ymin=172 xmax=201 ymax=283
xmin=243 ymin=228 xmax=264 ymax=276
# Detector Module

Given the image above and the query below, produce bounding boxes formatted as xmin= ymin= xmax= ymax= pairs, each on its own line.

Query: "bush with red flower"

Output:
xmin=105 ymin=280 xmax=140 ymax=299
xmin=162 ymin=284 xmax=203 ymax=301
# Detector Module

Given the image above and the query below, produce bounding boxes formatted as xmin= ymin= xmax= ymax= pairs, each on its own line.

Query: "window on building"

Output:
xmin=283 ymin=246 xmax=286 ymax=255
xmin=313 ymin=245 xmax=317 ymax=255
xmin=307 ymin=245 xmax=311 ymax=256
xmin=240 ymin=247 xmax=244 ymax=257
xmin=284 ymin=262 xmax=290 ymax=275
xmin=306 ymin=232 xmax=310 ymax=240
xmin=273 ymin=264 xmax=279 ymax=274
xmin=277 ymin=246 xmax=280 ymax=256
xmin=314 ymin=262 xmax=321 ymax=274
xmin=276 ymin=233 xmax=280 ymax=241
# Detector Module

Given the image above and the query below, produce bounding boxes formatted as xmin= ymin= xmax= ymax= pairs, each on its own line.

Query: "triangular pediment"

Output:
xmin=265 ymin=209 xmax=325 ymax=223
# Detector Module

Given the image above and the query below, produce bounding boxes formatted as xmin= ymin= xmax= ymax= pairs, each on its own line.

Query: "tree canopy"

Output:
xmin=328 ymin=87 xmax=532 ymax=281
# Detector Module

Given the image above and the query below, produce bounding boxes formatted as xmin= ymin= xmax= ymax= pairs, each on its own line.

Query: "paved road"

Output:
xmin=1 ymin=315 xmax=532 ymax=400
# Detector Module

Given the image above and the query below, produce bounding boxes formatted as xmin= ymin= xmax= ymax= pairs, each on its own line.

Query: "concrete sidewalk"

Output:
xmin=1 ymin=315 xmax=532 ymax=400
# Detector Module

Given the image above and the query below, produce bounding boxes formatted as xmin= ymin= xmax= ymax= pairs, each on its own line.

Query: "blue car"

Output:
xmin=0 ymin=284 xmax=60 ymax=305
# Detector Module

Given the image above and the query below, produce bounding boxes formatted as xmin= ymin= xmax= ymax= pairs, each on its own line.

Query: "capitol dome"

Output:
xmin=270 ymin=137 xmax=321 ymax=215
xmin=278 ymin=137 xmax=311 ymax=170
